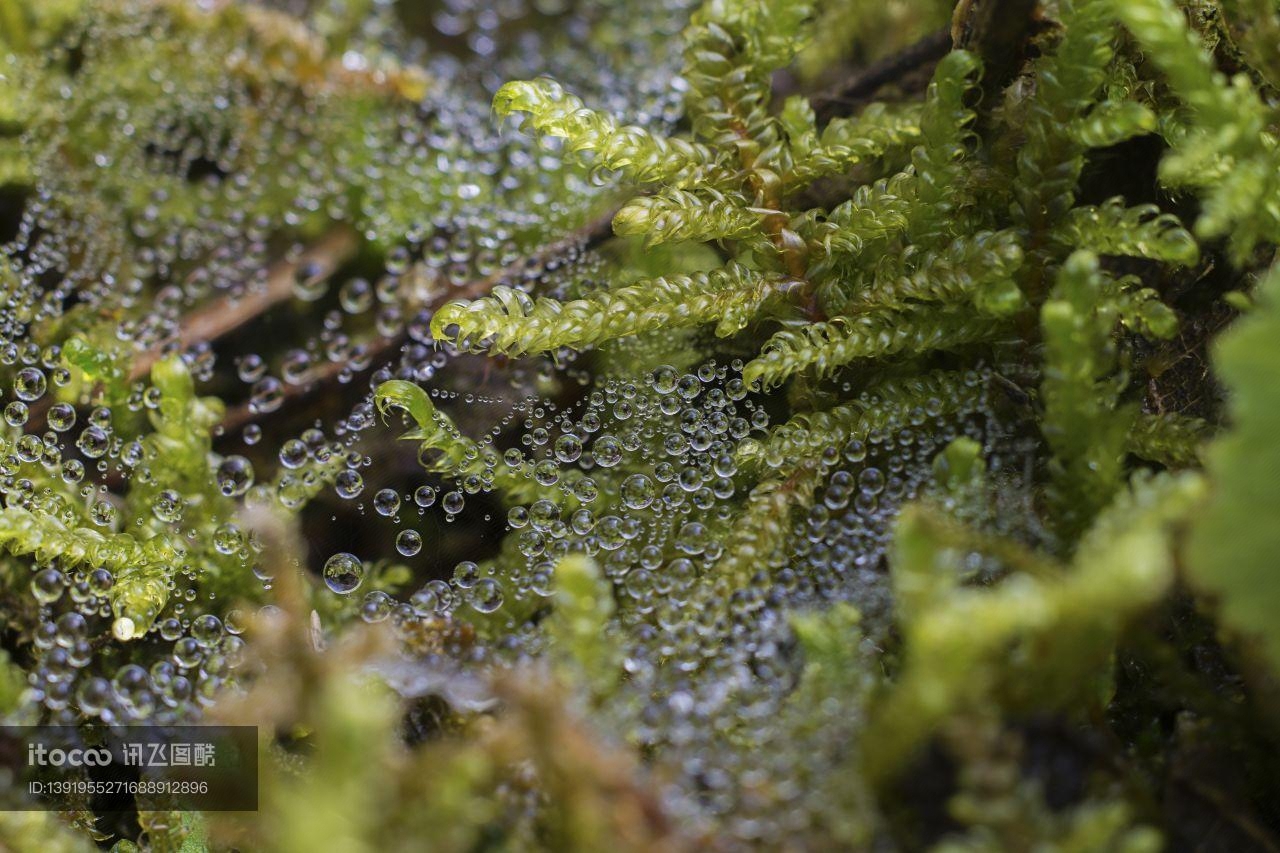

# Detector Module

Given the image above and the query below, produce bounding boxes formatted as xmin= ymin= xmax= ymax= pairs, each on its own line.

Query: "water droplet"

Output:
xmin=215 ymin=455 xmax=254 ymax=497
xmin=396 ymin=529 xmax=423 ymax=556
xmin=621 ymin=473 xmax=655 ymax=509
xmin=13 ymin=366 xmax=46 ymax=401
xmin=470 ymin=578 xmax=504 ymax=613
xmin=323 ymin=552 xmax=364 ymax=594
xmin=335 ymin=469 xmax=364 ymax=499
xmin=374 ymin=489 xmax=401 ymax=516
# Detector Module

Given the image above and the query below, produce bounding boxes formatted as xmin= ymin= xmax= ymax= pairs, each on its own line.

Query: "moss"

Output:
xmin=1 ymin=0 xmax=1280 ymax=849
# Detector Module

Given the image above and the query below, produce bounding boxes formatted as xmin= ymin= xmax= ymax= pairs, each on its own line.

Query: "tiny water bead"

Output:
xmin=361 ymin=590 xmax=394 ymax=622
xmin=592 ymin=434 xmax=623 ymax=467
xmin=374 ymin=488 xmax=401 ymax=516
xmin=152 ymin=489 xmax=185 ymax=523
xmin=159 ymin=618 xmax=184 ymax=642
xmin=191 ymin=614 xmax=224 ymax=646
xmin=469 ymin=578 xmax=504 ymax=614
xmin=13 ymin=367 xmax=47 ymax=401
xmin=323 ymin=552 xmax=365 ymax=594
xmin=215 ymin=455 xmax=254 ymax=497
xmin=31 ymin=568 xmax=65 ymax=605
xmin=236 ymin=354 xmax=267 ymax=383
xmin=280 ymin=439 xmax=309 ymax=469
xmin=111 ymin=617 xmax=137 ymax=642
xmin=4 ymin=401 xmax=27 ymax=427
xmin=76 ymin=426 xmax=110 ymax=458
xmin=213 ymin=523 xmax=243 ymax=555
xmin=621 ymin=473 xmax=656 ymax=510
xmin=335 ymin=469 xmax=365 ymax=499
xmin=554 ymin=433 xmax=583 ymax=463
xmin=47 ymin=402 xmax=77 ymax=432
xmin=396 ymin=529 xmax=424 ymax=556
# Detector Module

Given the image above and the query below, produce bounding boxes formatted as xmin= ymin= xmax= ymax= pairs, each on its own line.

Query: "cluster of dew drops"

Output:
xmin=328 ymin=349 xmax=1004 ymax=842
xmin=4 ymin=337 xmax=256 ymax=725
xmin=0 ymin=0 xmax=694 ymax=728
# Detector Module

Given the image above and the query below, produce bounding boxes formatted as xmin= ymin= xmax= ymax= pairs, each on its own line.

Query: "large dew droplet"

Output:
xmin=215 ymin=455 xmax=254 ymax=497
xmin=323 ymin=552 xmax=364 ymax=595
xmin=396 ymin=529 xmax=423 ymax=557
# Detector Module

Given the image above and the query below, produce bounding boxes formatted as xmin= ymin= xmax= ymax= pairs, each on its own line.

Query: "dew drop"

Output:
xmin=323 ymin=552 xmax=364 ymax=595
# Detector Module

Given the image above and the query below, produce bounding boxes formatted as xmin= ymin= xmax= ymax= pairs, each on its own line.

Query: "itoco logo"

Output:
xmin=27 ymin=742 xmax=112 ymax=767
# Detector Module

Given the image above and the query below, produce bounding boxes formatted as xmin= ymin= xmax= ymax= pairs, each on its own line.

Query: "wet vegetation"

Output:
xmin=1 ymin=0 xmax=1279 ymax=849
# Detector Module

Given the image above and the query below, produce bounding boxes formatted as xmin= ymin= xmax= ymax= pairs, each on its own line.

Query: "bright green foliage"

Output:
xmin=1114 ymin=0 xmax=1280 ymax=261
xmin=60 ymin=337 xmax=128 ymax=393
xmin=781 ymin=99 xmax=924 ymax=190
xmin=431 ymin=263 xmax=793 ymax=355
xmin=612 ymin=188 xmax=762 ymax=246
xmin=710 ymin=461 xmax=822 ymax=586
xmin=804 ymin=173 xmax=915 ymax=270
xmin=680 ymin=0 xmax=814 ymax=145
xmin=1188 ymin=263 xmax=1280 ymax=668
xmin=465 ymin=18 xmax=1016 ymax=374
xmin=545 ymin=554 xmax=621 ymax=703
xmin=374 ymin=380 xmax=484 ymax=475
xmin=493 ymin=79 xmax=726 ymax=188
xmin=1039 ymin=252 xmax=1139 ymax=543
xmin=453 ymin=10 xmax=1189 ymax=409
xmin=1012 ymin=0 xmax=1117 ymax=232
xmin=837 ymin=230 xmax=1027 ymax=316
xmin=1069 ymin=99 xmax=1158 ymax=149
xmin=867 ymin=471 xmax=1204 ymax=782
xmin=1127 ymin=411 xmax=1209 ymax=467
xmin=1051 ymin=198 xmax=1200 ymax=265
xmin=375 ymin=379 xmax=567 ymax=505
xmin=0 ymin=349 xmax=264 ymax=639
xmin=744 ymin=306 xmax=1009 ymax=390
xmin=908 ymin=51 xmax=982 ymax=242
xmin=736 ymin=370 xmax=989 ymax=472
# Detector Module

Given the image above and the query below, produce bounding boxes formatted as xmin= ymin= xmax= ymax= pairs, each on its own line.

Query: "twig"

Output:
xmin=24 ymin=226 xmax=357 ymax=433
xmin=130 ymin=225 xmax=360 ymax=384
xmin=217 ymin=209 xmax=619 ymax=434
xmin=950 ymin=0 xmax=1040 ymax=99
xmin=811 ymin=28 xmax=953 ymax=124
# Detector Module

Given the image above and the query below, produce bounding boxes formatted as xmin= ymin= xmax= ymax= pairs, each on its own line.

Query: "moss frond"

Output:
xmin=432 ymin=263 xmax=795 ymax=355
xmin=744 ymin=306 xmax=1010 ymax=390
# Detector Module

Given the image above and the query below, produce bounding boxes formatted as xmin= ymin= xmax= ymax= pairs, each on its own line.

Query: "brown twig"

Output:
xmin=130 ymin=225 xmax=360 ymax=384
xmin=23 ymin=226 xmax=358 ymax=434
xmin=950 ymin=0 xmax=1040 ymax=100
xmin=217 ymin=209 xmax=619 ymax=434
xmin=811 ymin=28 xmax=954 ymax=124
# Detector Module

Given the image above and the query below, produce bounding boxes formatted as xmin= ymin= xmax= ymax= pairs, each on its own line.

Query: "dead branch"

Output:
xmin=811 ymin=28 xmax=953 ymax=124
xmin=216 ymin=208 xmax=618 ymax=434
